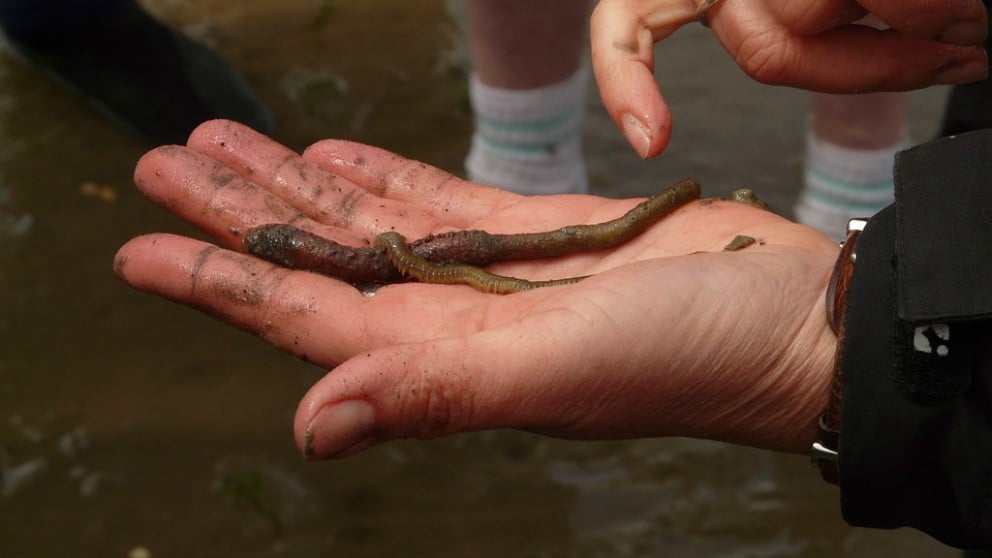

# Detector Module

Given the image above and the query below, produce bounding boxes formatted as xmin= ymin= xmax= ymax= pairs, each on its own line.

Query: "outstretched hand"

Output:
xmin=115 ymin=120 xmax=839 ymax=459
xmin=592 ymin=0 xmax=989 ymax=157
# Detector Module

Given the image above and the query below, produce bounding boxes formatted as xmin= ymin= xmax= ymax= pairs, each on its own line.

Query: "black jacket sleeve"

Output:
xmin=837 ymin=129 xmax=992 ymax=549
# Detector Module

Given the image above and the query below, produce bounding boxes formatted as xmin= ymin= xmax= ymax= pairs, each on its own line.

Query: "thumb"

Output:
xmin=590 ymin=0 xmax=698 ymax=158
xmin=294 ymin=323 xmax=597 ymax=459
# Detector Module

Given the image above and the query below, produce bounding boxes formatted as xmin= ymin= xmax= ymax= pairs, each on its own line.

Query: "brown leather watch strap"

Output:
xmin=813 ymin=219 xmax=866 ymax=484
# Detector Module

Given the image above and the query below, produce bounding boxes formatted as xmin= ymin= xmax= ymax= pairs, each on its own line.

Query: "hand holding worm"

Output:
xmin=115 ymin=120 xmax=840 ymax=460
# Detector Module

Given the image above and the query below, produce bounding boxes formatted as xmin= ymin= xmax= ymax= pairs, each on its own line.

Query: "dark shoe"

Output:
xmin=2 ymin=3 xmax=273 ymax=143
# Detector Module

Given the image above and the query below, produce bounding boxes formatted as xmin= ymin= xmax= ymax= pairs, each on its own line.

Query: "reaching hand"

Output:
xmin=591 ymin=0 xmax=989 ymax=157
xmin=115 ymin=120 xmax=839 ymax=459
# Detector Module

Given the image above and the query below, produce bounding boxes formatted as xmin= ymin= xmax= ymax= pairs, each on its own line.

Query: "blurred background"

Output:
xmin=0 ymin=1 xmax=957 ymax=556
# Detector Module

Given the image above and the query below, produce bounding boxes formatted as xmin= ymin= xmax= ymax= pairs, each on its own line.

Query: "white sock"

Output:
xmin=465 ymin=65 xmax=589 ymax=195
xmin=795 ymin=130 xmax=908 ymax=241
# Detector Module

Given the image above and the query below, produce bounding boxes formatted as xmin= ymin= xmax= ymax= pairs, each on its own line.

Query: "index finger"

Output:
xmin=303 ymin=139 xmax=518 ymax=229
xmin=184 ymin=120 xmax=443 ymax=240
xmin=590 ymin=0 xmax=699 ymax=158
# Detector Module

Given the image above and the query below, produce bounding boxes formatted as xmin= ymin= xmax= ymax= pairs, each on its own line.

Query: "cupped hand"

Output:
xmin=114 ymin=120 xmax=839 ymax=460
xmin=592 ymin=0 xmax=989 ymax=157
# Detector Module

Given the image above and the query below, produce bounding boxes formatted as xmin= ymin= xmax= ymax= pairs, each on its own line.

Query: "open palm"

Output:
xmin=116 ymin=120 xmax=839 ymax=459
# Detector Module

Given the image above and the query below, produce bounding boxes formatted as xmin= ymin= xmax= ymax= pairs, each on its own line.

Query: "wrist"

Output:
xmin=726 ymin=244 xmax=840 ymax=455
xmin=811 ymin=218 xmax=867 ymax=483
xmin=783 ymin=293 xmax=838 ymax=455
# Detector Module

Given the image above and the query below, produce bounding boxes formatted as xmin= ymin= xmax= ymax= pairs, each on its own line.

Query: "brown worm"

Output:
xmin=421 ymin=176 xmax=703 ymax=261
xmin=244 ymin=177 xmax=706 ymax=292
xmin=243 ymin=224 xmax=402 ymax=284
xmin=375 ymin=232 xmax=588 ymax=294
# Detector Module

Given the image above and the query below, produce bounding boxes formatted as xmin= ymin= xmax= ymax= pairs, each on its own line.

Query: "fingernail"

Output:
xmin=303 ymin=400 xmax=376 ymax=459
xmin=939 ymin=22 xmax=987 ymax=46
xmin=621 ymin=113 xmax=652 ymax=159
xmin=934 ymin=53 xmax=989 ymax=85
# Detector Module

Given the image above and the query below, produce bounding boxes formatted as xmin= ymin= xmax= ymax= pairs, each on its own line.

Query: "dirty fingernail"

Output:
xmin=621 ymin=113 xmax=652 ymax=159
xmin=939 ymin=21 xmax=987 ymax=46
xmin=304 ymin=400 xmax=376 ymax=459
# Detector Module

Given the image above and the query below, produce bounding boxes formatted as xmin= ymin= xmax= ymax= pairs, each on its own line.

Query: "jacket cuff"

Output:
xmin=837 ymin=130 xmax=992 ymax=549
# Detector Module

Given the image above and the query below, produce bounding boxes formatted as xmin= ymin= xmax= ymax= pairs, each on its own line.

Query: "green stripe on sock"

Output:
xmin=477 ymin=106 xmax=582 ymax=133
xmin=803 ymin=187 xmax=893 ymax=214
xmin=806 ymin=167 xmax=895 ymax=192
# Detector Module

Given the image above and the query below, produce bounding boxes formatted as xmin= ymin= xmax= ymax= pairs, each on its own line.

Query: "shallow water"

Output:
xmin=0 ymin=2 xmax=956 ymax=556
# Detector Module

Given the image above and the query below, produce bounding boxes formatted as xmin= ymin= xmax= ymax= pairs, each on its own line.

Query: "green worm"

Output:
xmin=245 ymin=177 xmax=765 ymax=294
xmin=371 ymin=177 xmax=704 ymax=293
xmin=374 ymin=232 xmax=588 ymax=294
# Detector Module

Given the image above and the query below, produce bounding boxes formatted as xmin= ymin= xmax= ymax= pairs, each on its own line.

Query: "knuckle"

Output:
xmin=733 ymin=31 xmax=796 ymax=85
xmin=393 ymin=348 xmax=474 ymax=440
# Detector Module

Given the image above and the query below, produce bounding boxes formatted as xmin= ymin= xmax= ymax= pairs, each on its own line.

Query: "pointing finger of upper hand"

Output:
xmin=590 ymin=0 xmax=698 ymax=157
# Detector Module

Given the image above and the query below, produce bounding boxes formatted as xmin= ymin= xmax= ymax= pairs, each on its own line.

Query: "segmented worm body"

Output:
xmin=244 ymin=177 xmax=758 ymax=293
xmin=374 ymin=232 xmax=587 ymax=294
xmin=430 ymin=176 xmax=702 ymax=261
xmin=244 ymin=224 xmax=402 ymax=284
